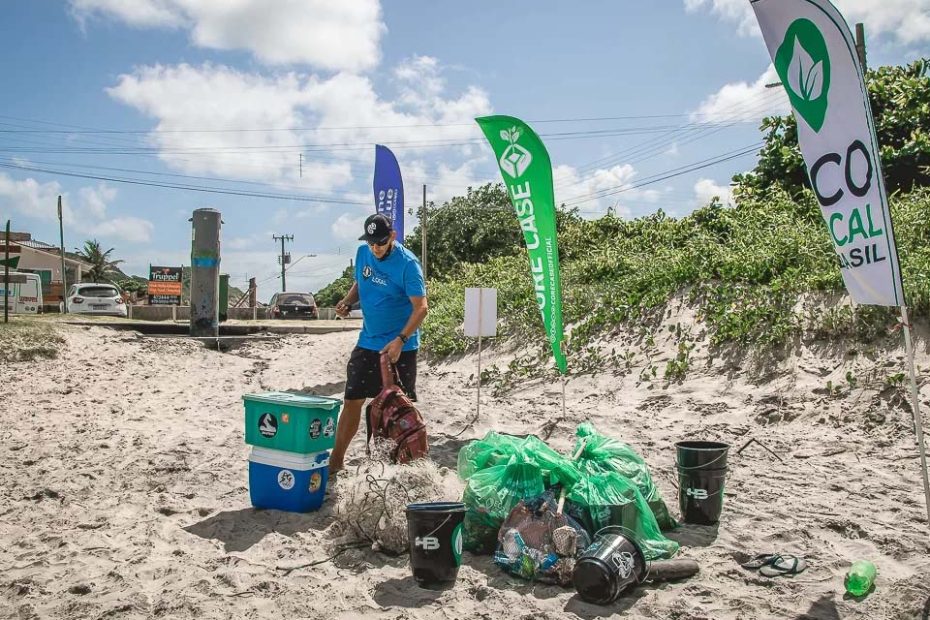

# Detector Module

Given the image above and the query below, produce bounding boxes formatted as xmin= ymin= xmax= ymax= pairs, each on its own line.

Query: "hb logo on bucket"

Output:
xmin=610 ymin=551 xmax=636 ymax=579
xmin=686 ymin=488 xmax=709 ymax=500
xmin=414 ymin=537 xmax=440 ymax=551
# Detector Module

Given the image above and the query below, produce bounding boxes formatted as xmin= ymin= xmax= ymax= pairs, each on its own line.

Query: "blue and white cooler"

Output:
xmin=248 ymin=447 xmax=330 ymax=513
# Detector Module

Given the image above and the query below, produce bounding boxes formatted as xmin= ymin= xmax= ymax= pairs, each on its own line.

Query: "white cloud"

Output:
xmin=691 ymin=65 xmax=790 ymax=123
xmin=331 ymin=212 xmax=367 ymax=242
xmin=106 ymin=61 xmax=492 ymax=190
xmin=79 ymin=183 xmax=117 ymax=219
xmin=693 ymin=178 xmax=734 ymax=206
xmin=225 ymin=235 xmax=263 ymax=250
xmin=684 ymin=0 xmax=759 ymax=36
xmin=71 ymin=0 xmax=185 ymax=28
xmin=91 ymin=216 xmax=154 ymax=243
xmin=553 ymin=163 xmax=662 ymax=219
xmin=0 ymin=174 xmax=154 ymax=244
xmin=0 ymin=174 xmax=66 ymax=223
xmin=685 ymin=0 xmax=930 ymax=45
xmin=426 ymin=159 xmax=493 ymax=206
xmin=71 ymin=0 xmax=385 ymax=71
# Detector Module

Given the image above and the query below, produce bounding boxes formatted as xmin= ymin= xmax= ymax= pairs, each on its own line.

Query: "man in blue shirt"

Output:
xmin=331 ymin=213 xmax=428 ymax=473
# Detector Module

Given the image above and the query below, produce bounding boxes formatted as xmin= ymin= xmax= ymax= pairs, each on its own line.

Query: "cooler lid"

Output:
xmin=243 ymin=391 xmax=341 ymax=410
xmin=249 ymin=447 xmax=330 ymax=470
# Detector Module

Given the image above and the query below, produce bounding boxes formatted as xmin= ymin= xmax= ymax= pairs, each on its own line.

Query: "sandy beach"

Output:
xmin=2 ymin=313 xmax=929 ymax=620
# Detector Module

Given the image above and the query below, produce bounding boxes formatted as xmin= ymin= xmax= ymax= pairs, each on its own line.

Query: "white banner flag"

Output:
xmin=751 ymin=0 xmax=904 ymax=306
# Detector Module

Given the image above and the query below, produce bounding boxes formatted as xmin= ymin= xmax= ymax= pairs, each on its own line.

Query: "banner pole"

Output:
xmin=901 ymin=305 xmax=930 ymax=523
xmin=477 ymin=334 xmax=482 ymax=421
xmin=477 ymin=288 xmax=483 ymax=421
xmin=4 ymin=219 xmax=9 ymax=324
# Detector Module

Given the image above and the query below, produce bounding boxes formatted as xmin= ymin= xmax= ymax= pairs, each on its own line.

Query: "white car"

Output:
xmin=67 ymin=283 xmax=127 ymax=317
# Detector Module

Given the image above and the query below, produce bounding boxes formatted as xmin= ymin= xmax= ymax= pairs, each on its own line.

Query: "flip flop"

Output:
xmin=740 ymin=553 xmax=778 ymax=570
xmin=759 ymin=555 xmax=807 ymax=577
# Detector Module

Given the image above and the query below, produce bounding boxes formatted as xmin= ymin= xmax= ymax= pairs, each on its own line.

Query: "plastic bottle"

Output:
xmin=501 ymin=529 xmax=525 ymax=562
xmin=844 ymin=560 xmax=877 ymax=597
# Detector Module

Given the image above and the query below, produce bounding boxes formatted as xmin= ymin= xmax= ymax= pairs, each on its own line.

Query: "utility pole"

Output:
xmin=248 ymin=277 xmax=256 ymax=308
xmin=421 ymin=184 xmax=428 ymax=280
xmin=58 ymin=195 xmax=67 ymax=313
xmin=273 ymin=234 xmax=294 ymax=292
xmin=855 ymin=23 xmax=867 ymax=71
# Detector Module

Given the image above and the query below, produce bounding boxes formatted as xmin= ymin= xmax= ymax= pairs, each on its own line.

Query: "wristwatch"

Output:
xmin=398 ymin=333 xmax=409 ymax=344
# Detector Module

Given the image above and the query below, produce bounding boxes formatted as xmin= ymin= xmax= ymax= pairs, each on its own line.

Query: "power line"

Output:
xmin=0 ymin=110 xmax=770 ymax=135
xmin=0 ymin=160 xmax=369 ymax=205
xmin=562 ymin=143 xmax=763 ymax=207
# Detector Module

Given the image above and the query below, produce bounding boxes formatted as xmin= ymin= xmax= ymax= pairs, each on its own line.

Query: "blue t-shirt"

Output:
xmin=355 ymin=242 xmax=426 ymax=352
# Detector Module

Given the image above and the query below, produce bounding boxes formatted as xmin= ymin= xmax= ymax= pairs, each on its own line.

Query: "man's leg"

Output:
xmin=330 ymin=398 xmax=365 ymax=472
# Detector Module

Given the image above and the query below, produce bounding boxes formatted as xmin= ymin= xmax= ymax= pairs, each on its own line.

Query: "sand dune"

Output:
xmin=1 ymin=316 xmax=929 ymax=619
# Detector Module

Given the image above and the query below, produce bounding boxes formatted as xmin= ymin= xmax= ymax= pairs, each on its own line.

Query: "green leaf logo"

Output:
xmin=775 ymin=19 xmax=831 ymax=132
xmin=498 ymin=125 xmax=532 ymax=178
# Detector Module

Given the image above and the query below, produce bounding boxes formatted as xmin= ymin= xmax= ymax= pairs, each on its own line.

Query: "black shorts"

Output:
xmin=344 ymin=346 xmax=418 ymax=401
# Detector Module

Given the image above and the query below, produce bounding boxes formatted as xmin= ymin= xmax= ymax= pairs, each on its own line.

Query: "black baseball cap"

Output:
xmin=359 ymin=213 xmax=393 ymax=244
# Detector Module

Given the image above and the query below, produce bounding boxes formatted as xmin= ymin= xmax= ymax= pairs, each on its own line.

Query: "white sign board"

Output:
xmin=464 ymin=288 xmax=497 ymax=338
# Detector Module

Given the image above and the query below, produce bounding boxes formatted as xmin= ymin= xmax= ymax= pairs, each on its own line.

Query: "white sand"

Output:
xmin=2 ymin=311 xmax=929 ymax=619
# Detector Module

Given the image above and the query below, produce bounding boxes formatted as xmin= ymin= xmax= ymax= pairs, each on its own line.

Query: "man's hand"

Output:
xmin=380 ymin=337 xmax=403 ymax=364
xmin=335 ymin=299 xmax=350 ymax=318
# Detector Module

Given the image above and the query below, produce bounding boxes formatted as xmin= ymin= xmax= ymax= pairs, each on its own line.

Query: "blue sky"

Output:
xmin=1 ymin=1 xmax=927 ymax=300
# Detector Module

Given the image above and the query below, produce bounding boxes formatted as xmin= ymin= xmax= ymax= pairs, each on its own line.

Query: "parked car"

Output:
xmin=269 ymin=292 xmax=318 ymax=319
xmin=67 ymin=283 xmax=127 ymax=317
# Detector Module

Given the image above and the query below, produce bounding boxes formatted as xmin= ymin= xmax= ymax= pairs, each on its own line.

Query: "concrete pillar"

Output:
xmin=190 ymin=208 xmax=221 ymax=337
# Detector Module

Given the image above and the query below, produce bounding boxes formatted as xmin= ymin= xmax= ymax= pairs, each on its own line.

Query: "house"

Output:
xmin=2 ymin=232 xmax=91 ymax=306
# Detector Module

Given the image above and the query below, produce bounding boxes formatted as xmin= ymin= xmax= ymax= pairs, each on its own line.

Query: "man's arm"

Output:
xmin=399 ymin=295 xmax=428 ymax=340
xmin=335 ymin=282 xmax=359 ymax=317
xmin=381 ymin=295 xmax=428 ymax=361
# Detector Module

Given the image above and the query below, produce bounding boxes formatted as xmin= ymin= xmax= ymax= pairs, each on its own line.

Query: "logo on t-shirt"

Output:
xmin=363 ymin=265 xmax=372 ymax=279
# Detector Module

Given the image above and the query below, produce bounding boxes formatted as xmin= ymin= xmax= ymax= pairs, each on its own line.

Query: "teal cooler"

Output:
xmin=249 ymin=447 xmax=329 ymax=512
xmin=243 ymin=392 xmax=341 ymax=454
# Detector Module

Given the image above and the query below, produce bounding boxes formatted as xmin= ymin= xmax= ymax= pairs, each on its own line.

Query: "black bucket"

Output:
xmin=405 ymin=502 xmax=466 ymax=588
xmin=677 ymin=467 xmax=727 ymax=525
xmin=675 ymin=440 xmax=730 ymax=470
xmin=573 ymin=527 xmax=648 ymax=605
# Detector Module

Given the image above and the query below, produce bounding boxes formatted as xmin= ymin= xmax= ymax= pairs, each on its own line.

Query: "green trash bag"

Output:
xmin=462 ymin=459 xmax=545 ymax=553
xmin=457 ymin=432 xmax=524 ymax=480
xmin=458 ymin=432 xmax=580 ymax=488
xmin=566 ymin=471 xmax=680 ymax=561
xmin=574 ymin=423 xmax=677 ymax=531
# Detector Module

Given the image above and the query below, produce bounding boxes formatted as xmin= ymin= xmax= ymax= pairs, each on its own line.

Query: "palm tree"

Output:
xmin=75 ymin=239 xmax=123 ymax=283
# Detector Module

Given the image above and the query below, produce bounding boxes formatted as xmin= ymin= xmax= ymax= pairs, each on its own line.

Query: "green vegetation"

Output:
xmin=313 ymin=59 xmax=930 ymax=384
xmin=421 ymin=189 xmax=930 ymax=363
xmin=75 ymin=239 xmax=124 ymax=283
xmin=315 ymin=265 xmax=354 ymax=307
xmin=736 ymin=59 xmax=930 ymax=197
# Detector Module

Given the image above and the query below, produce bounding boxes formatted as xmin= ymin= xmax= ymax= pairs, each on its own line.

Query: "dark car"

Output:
xmin=269 ymin=292 xmax=318 ymax=319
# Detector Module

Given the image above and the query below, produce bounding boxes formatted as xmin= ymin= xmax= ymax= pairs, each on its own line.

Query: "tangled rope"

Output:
xmin=332 ymin=455 xmax=463 ymax=554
